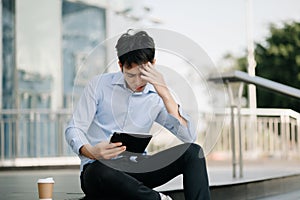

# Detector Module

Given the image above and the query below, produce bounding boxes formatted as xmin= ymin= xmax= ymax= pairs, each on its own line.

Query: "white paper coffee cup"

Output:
xmin=37 ymin=177 xmax=55 ymax=200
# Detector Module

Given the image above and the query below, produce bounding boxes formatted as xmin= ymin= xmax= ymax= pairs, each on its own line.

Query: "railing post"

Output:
xmin=230 ymin=105 xmax=237 ymax=178
xmin=15 ymin=111 xmax=20 ymax=158
xmin=36 ymin=111 xmax=40 ymax=158
xmin=297 ymin=117 xmax=300 ymax=153
xmin=57 ymin=112 xmax=63 ymax=156
xmin=29 ymin=111 xmax=34 ymax=157
xmin=280 ymin=114 xmax=289 ymax=159
xmin=226 ymin=81 xmax=244 ymax=178
xmin=285 ymin=115 xmax=291 ymax=157
xmin=237 ymin=83 xmax=244 ymax=178
xmin=0 ymin=121 xmax=4 ymax=163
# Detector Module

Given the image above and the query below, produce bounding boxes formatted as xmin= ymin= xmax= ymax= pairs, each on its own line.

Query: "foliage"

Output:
xmin=223 ymin=21 xmax=300 ymax=112
xmin=255 ymin=21 xmax=300 ymax=112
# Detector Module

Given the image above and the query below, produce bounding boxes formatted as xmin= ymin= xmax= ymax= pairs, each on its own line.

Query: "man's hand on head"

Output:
xmin=139 ymin=62 xmax=187 ymax=127
xmin=139 ymin=62 xmax=169 ymax=97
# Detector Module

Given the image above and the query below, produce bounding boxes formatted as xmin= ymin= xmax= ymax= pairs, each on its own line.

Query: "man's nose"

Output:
xmin=135 ymin=74 xmax=143 ymax=84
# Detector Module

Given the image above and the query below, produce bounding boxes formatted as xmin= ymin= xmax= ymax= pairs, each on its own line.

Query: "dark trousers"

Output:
xmin=80 ymin=143 xmax=211 ymax=200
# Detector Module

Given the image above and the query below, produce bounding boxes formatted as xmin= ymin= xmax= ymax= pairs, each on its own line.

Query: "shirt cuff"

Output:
xmin=65 ymin=128 xmax=90 ymax=155
xmin=173 ymin=105 xmax=197 ymax=142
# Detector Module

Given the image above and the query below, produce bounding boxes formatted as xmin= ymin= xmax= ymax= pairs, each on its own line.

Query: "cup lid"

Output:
xmin=37 ymin=177 xmax=55 ymax=183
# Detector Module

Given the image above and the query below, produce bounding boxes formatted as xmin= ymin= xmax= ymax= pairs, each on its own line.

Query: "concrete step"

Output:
xmin=1 ymin=159 xmax=300 ymax=200
xmin=162 ymin=174 xmax=300 ymax=200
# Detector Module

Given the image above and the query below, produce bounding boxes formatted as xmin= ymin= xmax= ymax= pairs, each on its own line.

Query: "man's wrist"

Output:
xmin=80 ymin=144 xmax=96 ymax=160
xmin=79 ymin=145 xmax=84 ymax=155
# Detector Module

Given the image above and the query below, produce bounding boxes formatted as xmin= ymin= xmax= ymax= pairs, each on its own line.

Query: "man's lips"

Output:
xmin=135 ymin=85 xmax=146 ymax=91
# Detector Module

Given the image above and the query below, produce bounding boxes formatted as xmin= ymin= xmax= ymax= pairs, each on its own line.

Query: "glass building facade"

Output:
xmin=1 ymin=0 xmax=107 ymax=110
xmin=2 ymin=0 xmax=16 ymax=110
xmin=0 ymin=0 xmax=107 ymax=159
xmin=62 ymin=0 xmax=106 ymax=108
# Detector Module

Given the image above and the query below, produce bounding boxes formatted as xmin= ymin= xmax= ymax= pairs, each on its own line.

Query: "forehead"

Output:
xmin=123 ymin=63 xmax=141 ymax=73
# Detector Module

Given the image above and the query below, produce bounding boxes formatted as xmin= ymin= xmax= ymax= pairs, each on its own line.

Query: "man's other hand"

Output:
xmin=80 ymin=142 xmax=126 ymax=160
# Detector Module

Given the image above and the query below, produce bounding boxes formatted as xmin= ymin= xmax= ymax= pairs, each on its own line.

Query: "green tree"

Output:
xmin=255 ymin=21 xmax=300 ymax=112
xmin=224 ymin=21 xmax=300 ymax=112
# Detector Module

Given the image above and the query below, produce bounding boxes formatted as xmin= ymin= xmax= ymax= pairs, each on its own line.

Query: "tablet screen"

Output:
xmin=110 ymin=132 xmax=152 ymax=153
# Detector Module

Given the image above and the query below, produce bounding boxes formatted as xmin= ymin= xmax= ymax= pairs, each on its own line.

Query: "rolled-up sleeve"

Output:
xmin=155 ymin=103 xmax=196 ymax=143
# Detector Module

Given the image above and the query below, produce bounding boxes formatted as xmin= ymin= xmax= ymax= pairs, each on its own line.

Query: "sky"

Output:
xmin=106 ymin=0 xmax=300 ymax=115
xmin=14 ymin=0 xmax=300 ymax=110
xmin=122 ymin=0 xmax=300 ymax=66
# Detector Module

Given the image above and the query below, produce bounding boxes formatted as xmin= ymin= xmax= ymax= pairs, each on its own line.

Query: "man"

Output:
xmin=65 ymin=30 xmax=211 ymax=200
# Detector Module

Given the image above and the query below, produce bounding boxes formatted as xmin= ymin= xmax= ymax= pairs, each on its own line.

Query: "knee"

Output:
xmin=186 ymin=143 xmax=205 ymax=159
xmin=85 ymin=161 xmax=117 ymax=182
xmin=82 ymin=161 xmax=118 ymax=196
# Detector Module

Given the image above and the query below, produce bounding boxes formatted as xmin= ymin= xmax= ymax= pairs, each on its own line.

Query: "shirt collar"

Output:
xmin=111 ymin=71 xmax=125 ymax=85
xmin=111 ymin=71 xmax=156 ymax=94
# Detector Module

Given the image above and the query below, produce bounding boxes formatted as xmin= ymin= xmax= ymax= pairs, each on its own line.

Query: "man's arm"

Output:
xmin=65 ymin=76 xmax=126 ymax=159
xmin=155 ymin=85 xmax=187 ymax=127
xmin=139 ymin=62 xmax=187 ymax=126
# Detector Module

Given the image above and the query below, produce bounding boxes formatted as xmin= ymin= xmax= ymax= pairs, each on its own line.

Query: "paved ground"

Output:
xmin=256 ymin=190 xmax=300 ymax=200
xmin=0 ymin=159 xmax=300 ymax=200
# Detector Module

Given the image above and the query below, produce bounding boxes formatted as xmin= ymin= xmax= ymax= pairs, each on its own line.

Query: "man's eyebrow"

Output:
xmin=125 ymin=72 xmax=137 ymax=76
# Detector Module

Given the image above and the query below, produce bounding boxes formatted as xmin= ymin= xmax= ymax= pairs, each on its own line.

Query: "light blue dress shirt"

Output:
xmin=65 ymin=71 xmax=196 ymax=171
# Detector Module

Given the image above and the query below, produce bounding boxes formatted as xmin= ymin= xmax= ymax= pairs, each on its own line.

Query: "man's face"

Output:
xmin=122 ymin=63 xmax=148 ymax=92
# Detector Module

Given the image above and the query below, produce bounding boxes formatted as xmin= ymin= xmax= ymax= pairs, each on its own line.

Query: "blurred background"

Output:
xmin=0 ymin=0 xmax=300 ymax=167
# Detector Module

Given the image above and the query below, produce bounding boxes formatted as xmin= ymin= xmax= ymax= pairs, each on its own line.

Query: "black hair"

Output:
xmin=115 ymin=29 xmax=155 ymax=68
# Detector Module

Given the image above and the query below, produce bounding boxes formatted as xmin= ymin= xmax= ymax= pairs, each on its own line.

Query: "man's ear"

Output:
xmin=118 ymin=61 xmax=123 ymax=72
xmin=151 ymin=59 xmax=156 ymax=65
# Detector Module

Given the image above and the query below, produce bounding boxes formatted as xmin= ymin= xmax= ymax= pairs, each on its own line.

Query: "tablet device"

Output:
xmin=110 ymin=132 xmax=152 ymax=153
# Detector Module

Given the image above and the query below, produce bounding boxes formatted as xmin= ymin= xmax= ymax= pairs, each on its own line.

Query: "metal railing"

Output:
xmin=0 ymin=108 xmax=299 ymax=167
xmin=211 ymin=108 xmax=300 ymax=159
xmin=208 ymin=70 xmax=300 ymax=178
xmin=0 ymin=109 xmax=73 ymax=163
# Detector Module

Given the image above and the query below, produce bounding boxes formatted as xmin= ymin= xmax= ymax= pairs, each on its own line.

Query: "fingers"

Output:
xmin=104 ymin=142 xmax=126 ymax=159
xmin=108 ymin=142 xmax=123 ymax=148
xmin=102 ymin=145 xmax=126 ymax=159
xmin=139 ymin=65 xmax=153 ymax=80
xmin=93 ymin=142 xmax=126 ymax=160
xmin=139 ymin=62 xmax=159 ymax=82
xmin=139 ymin=62 xmax=167 ymax=90
xmin=140 ymin=62 xmax=156 ymax=75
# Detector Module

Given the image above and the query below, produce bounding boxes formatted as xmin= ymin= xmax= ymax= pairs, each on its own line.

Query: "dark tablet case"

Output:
xmin=110 ymin=132 xmax=152 ymax=153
